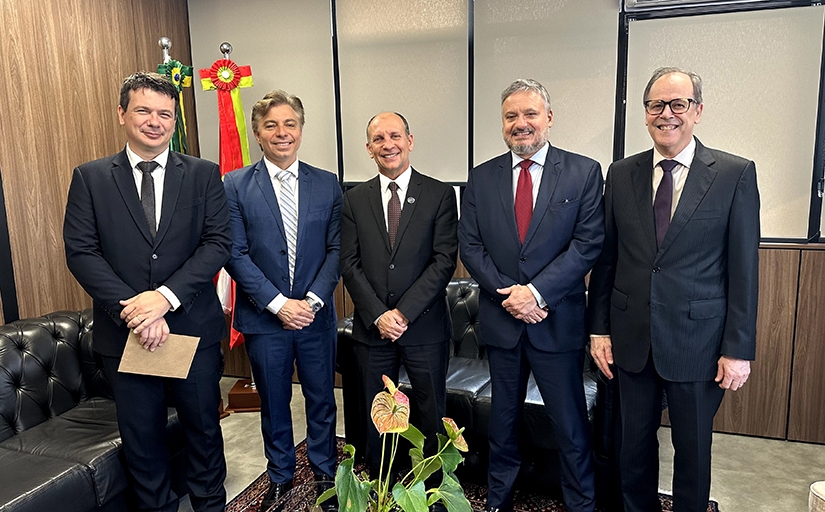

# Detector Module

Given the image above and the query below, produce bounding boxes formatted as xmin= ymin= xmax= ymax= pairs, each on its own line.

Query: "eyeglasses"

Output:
xmin=643 ymin=98 xmax=696 ymax=115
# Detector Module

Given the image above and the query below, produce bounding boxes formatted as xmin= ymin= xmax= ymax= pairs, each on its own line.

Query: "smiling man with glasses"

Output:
xmin=588 ymin=67 xmax=761 ymax=512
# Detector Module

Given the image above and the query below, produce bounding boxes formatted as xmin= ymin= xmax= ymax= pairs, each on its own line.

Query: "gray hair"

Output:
xmin=643 ymin=67 xmax=703 ymax=105
xmin=501 ymin=79 xmax=552 ymax=113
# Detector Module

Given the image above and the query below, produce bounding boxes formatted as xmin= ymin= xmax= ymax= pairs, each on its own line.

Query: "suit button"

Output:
xmin=389 ymin=292 xmax=395 ymax=297
xmin=519 ymin=257 xmax=526 ymax=263
xmin=389 ymin=264 xmax=395 ymax=270
xmin=280 ymin=250 xmax=286 ymax=255
xmin=282 ymin=277 xmax=288 ymax=282
xmin=152 ymin=283 xmax=158 ymax=289
xmin=652 ymin=267 xmax=660 ymax=273
xmin=152 ymin=254 xmax=158 ymax=260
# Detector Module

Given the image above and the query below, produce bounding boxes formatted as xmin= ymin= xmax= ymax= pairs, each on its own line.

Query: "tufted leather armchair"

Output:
xmin=0 ymin=310 xmax=185 ymax=512
xmin=337 ymin=278 xmax=599 ymax=498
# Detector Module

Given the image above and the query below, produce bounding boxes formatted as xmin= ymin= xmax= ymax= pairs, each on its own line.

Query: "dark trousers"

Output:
xmin=486 ymin=335 xmax=595 ymax=512
xmin=354 ymin=340 xmax=449 ymax=477
xmin=101 ymin=343 xmax=226 ymax=512
xmin=245 ymin=326 xmax=338 ymax=483
xmin=617 ymin=355 xmax=725 ymax=512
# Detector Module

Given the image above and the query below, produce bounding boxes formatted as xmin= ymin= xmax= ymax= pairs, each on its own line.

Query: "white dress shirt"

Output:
xmin=260 ymin=158 xmax=323 ymax=315
xmin=652 ymin=137 xmax=697 ymax=219
xmin=125 ymin=144 xmax=180 ymax=311
xmin=378 ymin=165 xmax=412 ymax=230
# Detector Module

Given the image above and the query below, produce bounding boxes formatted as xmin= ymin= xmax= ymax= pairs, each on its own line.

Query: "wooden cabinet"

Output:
xmin=713 ymin=249 xmax=798 ymax=438
xmin=788 ymin=251 xmax=825 ymax=443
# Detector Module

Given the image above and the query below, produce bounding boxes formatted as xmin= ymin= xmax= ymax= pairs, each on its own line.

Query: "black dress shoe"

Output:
xmin=314 ymin=473 xmax=338 ymax=511
xmin=483 ymin=506 xmax=502 ymax=512
xmin=260 ymin=479 xmax=293 ymax=511
xmin=430 ymin=503 xmax=448 ymax=512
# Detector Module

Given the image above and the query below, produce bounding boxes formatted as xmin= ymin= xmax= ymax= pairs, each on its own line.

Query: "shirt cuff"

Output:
xmin=157 ymin=286 xmax=180 ymax=311
xmin=590 ymin=334 xmax=611 ymax=339
xmin=266 ymin=294 xmax=288 ymax=315
xmin=526 ymin=283 xmax=547 ymax=309
xmin=305 ymin=291 xmax=324 ymax=308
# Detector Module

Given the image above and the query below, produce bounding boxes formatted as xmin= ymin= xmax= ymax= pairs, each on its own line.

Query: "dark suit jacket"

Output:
xmin=223 ymin=158 xmax=342 ymax=334
xmin=63 ymin=149 xmax=232 ymax=357
xmin=341 ymin=169 xmax=457 ymax=346
xmin=458 ymin=144 xmax=604 ymax=352
xmin=588 ymin=139 xmax=760 ymax=382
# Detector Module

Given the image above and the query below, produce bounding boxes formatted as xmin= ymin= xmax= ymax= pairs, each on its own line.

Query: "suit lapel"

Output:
xmin=522 ymin=145 xmax=561 ymax=248
xmin=111 ymin=150 xmax=155 ymax=244
xmin=253 ymin=158 xmax=287 ymax=241
xmin=496 ymin=154 xmax=521 ymax=247
xmin=154 ymin=152 xmax=183 ymax=246
xmin=296 ymin=162 xmax=312 ymax=250
xmin=391 ymin=169 xmax=422 ymax=257
xmin=631 ymin=150 xmax=658 ymax=256
xmin=657 ymin=141 xmax=717 ymax=257
xmin=367 ymin=176 xmax=391 ymax=253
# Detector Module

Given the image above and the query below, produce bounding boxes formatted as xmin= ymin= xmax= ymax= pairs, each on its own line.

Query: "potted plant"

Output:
xmin=317 ymin=375 xmax=473 ymax=512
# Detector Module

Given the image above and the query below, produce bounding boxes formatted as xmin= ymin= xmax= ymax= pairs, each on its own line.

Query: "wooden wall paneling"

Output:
xmin=0 ymin=0 xmax=141 ymax=319
xmin=712 ymin=248 xmax=799 ymax=438
xmin=130 ymin=0 xmax=199 ymax=156
xmin=788 ymin=251 xmax=825 ymax=443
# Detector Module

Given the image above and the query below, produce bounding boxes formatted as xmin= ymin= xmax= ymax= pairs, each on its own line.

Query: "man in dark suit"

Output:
xmin=588 ymin=67 xmax=760 ymax=512
xmin=223 ymin=90 xmax=342 ymax=510
xmin=63 ymin=72 xmax=231 ymax=512
xmin=458 ymin=79 xmax=604 ymax=512
xmin=340 ymin=112 xmax=457 ymax=485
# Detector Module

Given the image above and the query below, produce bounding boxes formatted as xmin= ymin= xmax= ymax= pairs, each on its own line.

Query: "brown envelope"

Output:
xmin=118 ymin=331 xmax=200 ymax=379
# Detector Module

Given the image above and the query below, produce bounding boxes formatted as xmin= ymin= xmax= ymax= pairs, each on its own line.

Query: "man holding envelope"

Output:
xmin=63 ymin=72 xmax=232 ymax=512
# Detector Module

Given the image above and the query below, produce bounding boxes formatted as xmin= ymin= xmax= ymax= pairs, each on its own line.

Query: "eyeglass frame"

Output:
xmin=643 ymin=98 xmax=697 ymax=115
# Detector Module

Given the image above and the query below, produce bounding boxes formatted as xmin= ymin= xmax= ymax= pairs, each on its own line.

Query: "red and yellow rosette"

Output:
xmin=199 ymin=58 xmax=253 ymax=175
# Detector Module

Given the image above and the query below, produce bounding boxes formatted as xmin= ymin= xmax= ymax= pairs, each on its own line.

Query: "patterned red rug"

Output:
xmin=226 ymin=438 xmax=720 ymax=511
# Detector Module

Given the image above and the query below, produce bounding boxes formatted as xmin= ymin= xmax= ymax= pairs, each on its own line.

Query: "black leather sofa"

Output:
xmin=337 ymin=278 xmax=602 ymax=498
xmin=0 ymin=310 xmax=186 ymax=512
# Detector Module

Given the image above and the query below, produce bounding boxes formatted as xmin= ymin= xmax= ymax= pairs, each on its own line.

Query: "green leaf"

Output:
xmin=392 ymin=480 xmax=428 ymax=512
xmin=315 ymin=485 xmax=337 ymax=507
xmin=437 ymin=435 xmax=463 ymax=474
xmin=400 ymin=424 xmax=425 ymax=452
xmin=413 ymin=454 xmax=442 ymax=483
xmin=335 ymin=450 xmax=371 ymax=512
xmin=432 ymin=473 xmax=472 ymax=512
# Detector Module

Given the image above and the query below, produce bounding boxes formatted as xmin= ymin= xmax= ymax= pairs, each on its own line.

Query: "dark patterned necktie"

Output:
xmin=388 ymin=182 xmax=401 ymax=249
xmin=515 ymin=160 xmax=534 ymax=243
xmin=654 ymin=159 xmax=678 ymax=248
xmin=138 ymin=161 xmax=159 ymax=238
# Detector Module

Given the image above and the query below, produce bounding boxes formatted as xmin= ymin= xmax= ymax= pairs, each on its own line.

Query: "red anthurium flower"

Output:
xmin=371 ymin=375 xmax=410 ymax=435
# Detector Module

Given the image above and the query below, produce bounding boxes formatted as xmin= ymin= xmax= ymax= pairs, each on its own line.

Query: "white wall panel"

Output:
xmin=337 ymin=0 xmax=468 ymax=182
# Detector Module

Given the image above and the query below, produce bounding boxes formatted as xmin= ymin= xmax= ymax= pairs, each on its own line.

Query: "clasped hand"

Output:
xmin=377 ymin=309 xmax=409 ymax=341
xmin=497 ymin=285 xmax=547 ymax=324
xmin=277 ymin=299 xmax=316 ymax=330
xmin=120 ymin=290 xmax=172 ymax=351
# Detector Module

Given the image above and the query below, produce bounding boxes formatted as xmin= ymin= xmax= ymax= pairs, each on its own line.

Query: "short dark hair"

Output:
xmin=251 ymin=90 xmax=305 ymax=133
xmin=643 ymin=67 xmax=703 ymax=105
xmin=366 ymin=112 xmax=410 ymax=141
xmin=119 ymin=72 xmax=179 ymax=111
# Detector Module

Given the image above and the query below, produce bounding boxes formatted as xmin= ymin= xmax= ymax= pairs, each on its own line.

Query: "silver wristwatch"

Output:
xmin=304 ymin=296 xmax=323 ymax=313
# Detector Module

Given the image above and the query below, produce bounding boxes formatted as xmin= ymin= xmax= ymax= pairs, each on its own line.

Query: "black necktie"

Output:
xmin=654 ymin=159 xmax=678 ymax=248
xmin=138 ymin=161 xmax=159 ymax=238
xmin=388 ymin=182 xmax=401 ymax=249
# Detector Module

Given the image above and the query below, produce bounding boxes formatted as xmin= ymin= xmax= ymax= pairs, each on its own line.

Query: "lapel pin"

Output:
xmin=407 ymin=197 xmax=415 ymax=204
